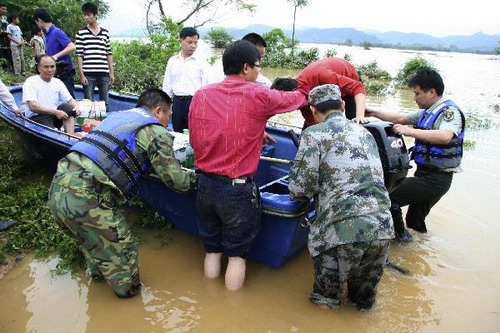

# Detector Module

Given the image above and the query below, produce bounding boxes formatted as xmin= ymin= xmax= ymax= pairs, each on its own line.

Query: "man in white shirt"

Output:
xmin=162 ymin=27 xmax=208 ymax=132
xmin=208 ymin=32 xmax=272 ymax=88
xmin=23 ymin=54 xmax=80 ymax=134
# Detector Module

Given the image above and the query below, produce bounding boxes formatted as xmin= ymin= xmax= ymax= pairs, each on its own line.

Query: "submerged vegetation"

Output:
xmin=394 ymin=56 xmax=436 ymax=87
xmin=356 ymin=61 xmax=392 ymax=96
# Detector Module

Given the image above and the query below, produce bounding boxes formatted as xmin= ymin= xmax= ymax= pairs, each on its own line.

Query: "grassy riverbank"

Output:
xmin=0 ymin=122 xmax=84 ymax=272
xmin=0 ymin=122 xmax=172 ymax=275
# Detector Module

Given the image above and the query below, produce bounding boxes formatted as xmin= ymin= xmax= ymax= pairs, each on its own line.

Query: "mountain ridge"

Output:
xmin=113 ymin=25 xmax=500 ymax=54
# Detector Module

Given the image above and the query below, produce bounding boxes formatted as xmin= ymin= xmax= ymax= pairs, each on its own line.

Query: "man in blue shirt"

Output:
xmin=34 ymin=8 xmax=76 ymax=97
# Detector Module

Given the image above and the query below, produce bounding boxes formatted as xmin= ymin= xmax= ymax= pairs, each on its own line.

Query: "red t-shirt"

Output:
xmin=296 ymin=57 xmax=366 ymax=126
xmin=189 ymin=75 xmax=308 ymax=178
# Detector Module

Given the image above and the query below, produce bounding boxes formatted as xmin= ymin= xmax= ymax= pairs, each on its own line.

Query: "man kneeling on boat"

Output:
xmin=48 ymin=88 xmax=198 ymax=298
xmin=22 ymin=54 xmax=80 ymax=134
xmin=289 ymin=84 xmax=394 ymax=311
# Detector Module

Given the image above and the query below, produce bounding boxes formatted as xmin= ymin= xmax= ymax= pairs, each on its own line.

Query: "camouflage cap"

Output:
xmin=308 ymin=84 xmax=342 ymax=106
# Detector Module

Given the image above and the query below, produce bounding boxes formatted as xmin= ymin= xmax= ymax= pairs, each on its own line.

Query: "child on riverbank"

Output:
xmin=6 ymin=13 xmax=26 ymax=76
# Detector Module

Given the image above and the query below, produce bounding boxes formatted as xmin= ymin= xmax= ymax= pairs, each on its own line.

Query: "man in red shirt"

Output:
xmin=189 ymin=40 xmax=308 ymax=291
xmin=273 ymin=57 xmax=367 ymax=126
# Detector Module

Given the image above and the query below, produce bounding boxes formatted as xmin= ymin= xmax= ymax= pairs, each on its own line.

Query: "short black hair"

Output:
xmin=407 ymin=68 xmax=444 ymax=96
xmin=313 ymin=100 xmax=342 ymax=113
xmin=136 ymin=88 xmax=172 ymax=110
xmin=7 ymin=13 xmax=17 ymax=23
xmin=271 ymin=77 xmax=298 ymax=91
xmin=0 ymin=4 xmax=6 ymax=8
xmin=179 ymin=27 xmax=199 ymax=39
xmin=242 ymin=32 xmax=267 ymax=48
xmin=34 ymin=9 xmax=53 ymax=23
xmin=222 ymin=40 xmax=260 ymax=75
xmin=82 ymin=2 xmax=98 ymax=15
xmin=32 ymin=26 xmax=42 ymax=36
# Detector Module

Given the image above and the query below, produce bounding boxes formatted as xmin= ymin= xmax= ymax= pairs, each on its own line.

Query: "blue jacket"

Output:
xmin=411 ymin=100 xmax=465 ymax=170
xmin=70 ymin=108 xmax=161 ymax=198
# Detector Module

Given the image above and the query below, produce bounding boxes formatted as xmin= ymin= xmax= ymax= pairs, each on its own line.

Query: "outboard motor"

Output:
xmin=362 ymin=121 xmax=410 ymax=193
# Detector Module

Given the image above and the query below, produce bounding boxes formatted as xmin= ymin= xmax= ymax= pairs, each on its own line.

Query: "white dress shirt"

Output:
xmin=162 ymin=52 xmax=209 ymax=98
xmin=0 ymin=79 xmax=19 ymax=112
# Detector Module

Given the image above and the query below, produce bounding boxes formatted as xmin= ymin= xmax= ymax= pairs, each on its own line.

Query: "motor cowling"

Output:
xmin=362 ymin=121 xmax=411 ymax=193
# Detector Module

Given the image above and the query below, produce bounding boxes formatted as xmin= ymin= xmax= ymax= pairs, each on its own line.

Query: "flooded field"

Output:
xmin=1 ymin=47 xmax=500 ymax=332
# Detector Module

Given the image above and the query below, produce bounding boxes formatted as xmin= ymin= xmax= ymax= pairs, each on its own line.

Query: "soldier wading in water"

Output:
xmin=289 ymin=84 xmax=394 ymax=310
xmin=49 ymin=88 xmax=197 ymax=298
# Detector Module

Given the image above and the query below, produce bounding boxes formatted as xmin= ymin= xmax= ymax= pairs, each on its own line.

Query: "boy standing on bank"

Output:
xmin=76 ymin=2 xmax=114 ymax=110
xmin=289 ymin=84 xmax=394 ymax=310
xmin=6 ymin=13 xmax=26 ymax=76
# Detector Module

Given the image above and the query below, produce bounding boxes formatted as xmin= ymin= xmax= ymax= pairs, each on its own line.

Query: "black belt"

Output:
xmin=174 ymin=95 xmax=192 ymax=101
xmin=201 ymin=172 xmax=253 ymax=185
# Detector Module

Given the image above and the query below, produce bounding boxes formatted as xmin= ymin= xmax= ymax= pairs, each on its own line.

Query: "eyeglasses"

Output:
xmin=251 ymin=63 xmax=261 ymax=69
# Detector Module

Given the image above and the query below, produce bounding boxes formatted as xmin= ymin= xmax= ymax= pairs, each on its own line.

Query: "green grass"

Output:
xmin=0 ymin=122 xmax=171 ymax=274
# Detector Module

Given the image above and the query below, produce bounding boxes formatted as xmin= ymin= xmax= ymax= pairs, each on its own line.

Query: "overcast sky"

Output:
xmin=101 ymin=0 xmax=500 ymax=37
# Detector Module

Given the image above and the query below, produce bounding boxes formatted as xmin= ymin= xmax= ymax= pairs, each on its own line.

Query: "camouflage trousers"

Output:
xmin=48 ymin=182 xmax=140 ymax=298
xmin=311 ymin=240 xmax=389 ymax=310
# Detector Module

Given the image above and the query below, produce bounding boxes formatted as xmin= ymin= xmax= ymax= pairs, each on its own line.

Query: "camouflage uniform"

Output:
xmin=289 ymin=84 xmax=394 ymax=310
xmin=49 ymin=125 xmax=197 ymax=298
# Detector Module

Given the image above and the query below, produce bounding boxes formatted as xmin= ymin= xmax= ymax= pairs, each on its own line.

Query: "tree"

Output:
xmin=3 ymin=0 xmax=109 ymax=39
xmin=144 ymin=0 xmax=255 ymax=32
xmin=112 ymin=17 xmax=181 ymax=94
xmin=286 ymin=0 xmax=309 ymax=57
xmin=261 ymin=28 xmax=318 ymax=69
xmin=360 ymin=41 xmax=372 ymax=50
xmin=205 ymin=27 xmax=233 ymax=48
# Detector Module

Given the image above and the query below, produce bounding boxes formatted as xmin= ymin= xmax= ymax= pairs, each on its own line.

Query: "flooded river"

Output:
xmin=1 ymin=46 xmax=499 ymax=332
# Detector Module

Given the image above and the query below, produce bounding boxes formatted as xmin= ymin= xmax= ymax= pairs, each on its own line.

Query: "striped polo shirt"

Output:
xmin=75 ymin=26 xmax=112 ymax=75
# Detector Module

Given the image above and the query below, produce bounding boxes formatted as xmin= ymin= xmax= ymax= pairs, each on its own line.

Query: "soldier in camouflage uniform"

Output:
xmin=48 ymin=88 xmax=197 ymax=298
xmin=289 ymin=84 xmax=394 ymax=310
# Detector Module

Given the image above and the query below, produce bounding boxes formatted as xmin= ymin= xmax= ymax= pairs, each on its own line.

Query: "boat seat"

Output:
xmin=261 ymin=192 xmax=309 ymax=218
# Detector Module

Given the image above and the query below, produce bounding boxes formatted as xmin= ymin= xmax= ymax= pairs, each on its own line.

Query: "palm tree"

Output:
xmin=287 ymin=0 xmax=310 ymax=57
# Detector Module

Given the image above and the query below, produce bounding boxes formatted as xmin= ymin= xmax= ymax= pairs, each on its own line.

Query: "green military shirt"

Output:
xmin=289 ymin=112 xmax=394 ymax=257
xmin=52 ymin=124 xmax=198 ymax=206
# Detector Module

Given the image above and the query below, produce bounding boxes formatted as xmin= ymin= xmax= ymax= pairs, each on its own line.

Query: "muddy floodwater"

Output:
xmin=1 ymin=137 xmax=500 ymax=332
xmin=1 ymin=47 xmax=500 ymax=332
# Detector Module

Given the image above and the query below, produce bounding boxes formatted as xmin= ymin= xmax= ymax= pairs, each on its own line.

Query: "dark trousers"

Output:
xmin=172 ymin=96 xmax=192 ymax=133
xmin=390 ymin=168 xmax=453 ymax=234
xmin=83 ymin=75 xmax=110 ymax=111
xmin=195 ymin=174 xmax=262 ymax=258
xmin=344 ymin=95 xmax=356 ymax=120
xmin=0 ymin=45 xmax=12 ymax=71
xmin=62 ymin=74 xmax=75 ymax=99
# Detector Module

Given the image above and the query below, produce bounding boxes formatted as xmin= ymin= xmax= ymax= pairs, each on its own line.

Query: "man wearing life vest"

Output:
xmin=48 ymin=88 xmax=198 ymax=298
xmin=365 ymin=69 xmax=465 ymax=243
